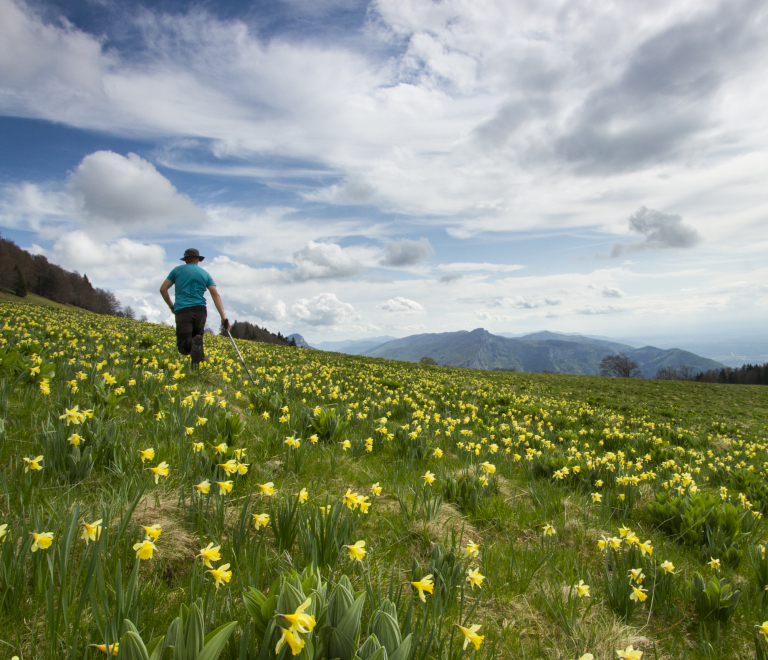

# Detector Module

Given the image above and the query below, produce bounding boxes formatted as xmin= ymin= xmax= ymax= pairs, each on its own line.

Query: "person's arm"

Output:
xmin=208 ymin=285 xmax=230 ymax=329
xmin=160 ymin=279 xmax=175 ymax=313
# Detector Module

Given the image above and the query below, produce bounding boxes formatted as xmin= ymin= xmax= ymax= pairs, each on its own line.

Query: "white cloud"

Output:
xmin=436 ymin=262 xmax=525 ymax=273
xmin=576 ymin=305 xmax=623 ymax=315
xmin=291 ymin=292 xmax=358 ymax=326
xmin=393 ymin=323 xmax=427 ymax=331
xmin=380 ymin=297 xmax=425 ymax=314
xmin=68 ymin=151 xmax=206 ymax=230
xmin=602 ymin=286 xmax=625 ymax=298
xmin=380 ymin=238 xmax=434 ymax=267
xmin=45 ymin=231 xmax=166 ymax=281
xmin=286 ymin=241 xmax=363 ymax=282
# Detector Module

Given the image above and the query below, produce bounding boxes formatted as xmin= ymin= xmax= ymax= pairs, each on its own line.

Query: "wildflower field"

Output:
xmin=2 ymin=301 xmax=768 ymax=660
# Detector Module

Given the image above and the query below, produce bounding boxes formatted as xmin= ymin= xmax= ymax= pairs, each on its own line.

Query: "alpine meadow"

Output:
xmin=2 ymin=300 xmax=768 ymax=660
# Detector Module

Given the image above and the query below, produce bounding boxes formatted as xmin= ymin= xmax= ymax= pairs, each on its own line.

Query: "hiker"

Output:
xmin=160 ymin=248 xmax=231 ymax=368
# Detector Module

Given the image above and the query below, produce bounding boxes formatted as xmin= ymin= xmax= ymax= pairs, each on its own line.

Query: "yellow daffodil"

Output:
xmin=143 ymin=524 xmax=162 ymax=541
xmin=68 ymin=434 xmax=82 ymax=446
xmin=89 ymin=643 xmax=119 ymax=656
xmin=578 ymin=655 xmax=594 ymax=660
xmin=628 ymin=568 xmax=644 ymax=583
xmin=24 ymin=455 xmax=44 ymax=473
xmin=457 ymin=624 xmax=484 ymax=651
xmin=708 ymin=557 xmax=721 ymax=571
xmin=480 ymin=461 xmax=496 ymax=474
xmin=660 ymin=560 xmax=675 ymax=574
xmin=148 ymin=461 xmax=169 ymax=483
xmin=358 ymin=496 xmax=371 ymax=513
xmin=237 ymin=462 xmax=249 ymax=475
xmin=467 ymin=568 xmax=485 ymax=590
xmin=758 ymin=621 xmax=768 ymax=639
xmin=638 ymin=540 xmax=653 ymax=556
xmin=138 ymin=448 xmax=155 ymax=463
xmin=371 ymin=482 xmax=382 ymax=496
xmin=340 ymin=440 xmax=351 ymax=450
xmin=185 ymin=427 xmax=195 ymax=435
xmin=309 ymin=434 xmax=319 ymax=443
xmin=213 ymin=443 xmax=228 ymax=454
xmin=433 ymin=448 xmax=443 ymax=458
xmin=276 ymin=627 xmax=304 ymax=656
xmin=30 ymin=531 xmax=54 ymax=552
xmin=81 ymin=519 xmax=102 ymax=544
xmin=207 ymin=563 xmax=232 ymax=588
xmin=344 ymin=540 xmax=366 ymax=561
xmin=281 ymin=597 xmax=317 ymax=634
xmin=542 ymin=523 xmax=556 ymax=536
xmin=253 ymin=513 xmax=270 ymax=528
xmin=196 ymin=416 xmax=207 ymax=426
xmin=630 ymin=585 xmax=648 ymax=602
xmin=196 ymin=479 xmax=211 ymax=494
xmin=135 ymin=404 xmax=144 ymax=413
xmin=410 ymin=574 xmax=434 ymax=601
xmin=466 ymin=541 xmax=480 ymax=557
xmin=217 ymin=480 xmax=233 ymax=494
xmin=198 ymin=542 xmax=221 ymax=568
xmin=574 ymin=580 xmax=590 ymax=598
xmin=259 ymin=482 xmax=275 ymax=496
xmin=422 ymin=471 xmax=436 ymax=485
xmin=591 ymin=492 xmax=602 ymax=503
xmin=616 ymin=644 xmax=643 ymax=659
xmin=0 ymin=524 xmax=8 ymax=543
xmin=59 ymin=406 xmax=84 ymax=425
xmin=133 ymin=539 xmax=156 ymax=560
xmin=219 ymin=459 xmax=238 ymax=475
xmin=297 ymin=488 xmax=309 ymax=503
xmin=261 ymin=411 xmax=270 ymax=419
xmin=192 ymin=442 xmax=204 ymax=452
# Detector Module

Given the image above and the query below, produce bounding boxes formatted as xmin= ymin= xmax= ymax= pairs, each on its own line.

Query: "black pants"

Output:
xmin=175 ymin=305 xmax=207 ymax=355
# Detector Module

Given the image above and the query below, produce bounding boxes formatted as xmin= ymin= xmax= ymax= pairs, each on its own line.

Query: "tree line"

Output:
xmin=221 ymin=320 xmax=295 ymax=346
xmin=0 ymin=233 xmax=122 ymax=315
xmin=600 ymin=353 xmax=767 ymax=385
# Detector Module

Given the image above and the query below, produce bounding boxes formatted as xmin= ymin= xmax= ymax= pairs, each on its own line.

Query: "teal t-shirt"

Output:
xmin=167 ymin=264 xmax=215 ymax=310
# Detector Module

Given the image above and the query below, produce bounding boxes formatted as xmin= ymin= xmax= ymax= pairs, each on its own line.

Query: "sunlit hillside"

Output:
xmin=1 ymin=300 xmax=768 ymax=660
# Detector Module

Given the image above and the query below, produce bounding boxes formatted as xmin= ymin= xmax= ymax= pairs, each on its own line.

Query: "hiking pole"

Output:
xmin=224 ymin=326 xmax=258 ymax=389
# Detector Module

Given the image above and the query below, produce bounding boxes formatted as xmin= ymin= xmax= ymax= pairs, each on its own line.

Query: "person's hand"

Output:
xmin=169 ymin=304 xmax=175 ymax=314
xmin=221 ymin=318 xmax=231 ymax=331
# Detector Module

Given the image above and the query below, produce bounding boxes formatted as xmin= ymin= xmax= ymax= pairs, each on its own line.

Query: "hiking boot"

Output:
xmin=191 ymin=335 xmax=205 ymax=366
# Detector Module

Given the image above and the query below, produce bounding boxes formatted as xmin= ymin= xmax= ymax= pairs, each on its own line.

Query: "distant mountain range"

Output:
xmin=294 ymin=328 xmax=726 ymax=377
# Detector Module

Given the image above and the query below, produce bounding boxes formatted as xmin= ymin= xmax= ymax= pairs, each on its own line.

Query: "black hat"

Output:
xmin=181 ymin=248 xmax=205 ymax=261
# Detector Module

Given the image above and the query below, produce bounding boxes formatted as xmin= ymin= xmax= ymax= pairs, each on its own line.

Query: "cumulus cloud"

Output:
xmin=45 ymin=231 xmax=166 ymax=280
xmin=478 ymin=296 xmax=560 ymax=309
xmin=285 ymin=241 xmax=363 ymax=282
xmin=380 ymin=238 xmax=434 ymax=267
xmin=436 ymin=262 xmax=525 ymax=273
xmin=576 ymin=305 xmax=623 ymax=315
xmin=605 ymin=207 xmax=701 ymax=257
xmin=68 ymin=151 xmax=206 ymax=229
xmin=393 ymin=323 xmax=427 ymax=331
xmin=291 ymin=292 xmax=358 ymax=326
xmin=438 ymin=272 xmax=464 ymax=283
xmin=380 ymin=297 xmax=425 ymax=314
xmin=602 ymin=286 xmax=625 ymax=298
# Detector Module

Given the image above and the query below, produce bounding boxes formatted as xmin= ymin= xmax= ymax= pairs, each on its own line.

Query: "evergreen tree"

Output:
xmin=13 ymin=264 xmax=27 ymax=297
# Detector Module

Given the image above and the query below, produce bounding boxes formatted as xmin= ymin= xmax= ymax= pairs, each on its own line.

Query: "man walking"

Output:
xmin=160 ymin=248 xmax=230 ymax=368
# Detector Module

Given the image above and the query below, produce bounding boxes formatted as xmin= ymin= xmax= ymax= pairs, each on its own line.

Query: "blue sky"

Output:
xmin=1 ymin=0 xmax=766 ymax=347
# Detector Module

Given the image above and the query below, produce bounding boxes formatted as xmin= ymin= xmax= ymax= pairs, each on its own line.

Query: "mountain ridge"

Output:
xmin=360 ymin=328 xmax=725 ymax=376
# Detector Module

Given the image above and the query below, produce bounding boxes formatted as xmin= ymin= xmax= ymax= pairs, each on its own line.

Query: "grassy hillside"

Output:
xmin=0 ymin=289 xmax=88 ymax=311
xmin=1 ymin=300 xmax=768 ymax=660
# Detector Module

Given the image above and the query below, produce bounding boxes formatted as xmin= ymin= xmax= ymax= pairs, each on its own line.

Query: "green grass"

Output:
xmin=1 ymin=299 xmax=767 ymax=660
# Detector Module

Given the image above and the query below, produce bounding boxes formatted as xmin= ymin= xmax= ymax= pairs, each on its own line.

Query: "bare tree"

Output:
xmin=655 ymin=365 xmax=678 ymax=380
xmin=677 ymin=364 xmax=696 ymax=381
xmin=599 ymin=353 xmax=642 ymax=378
